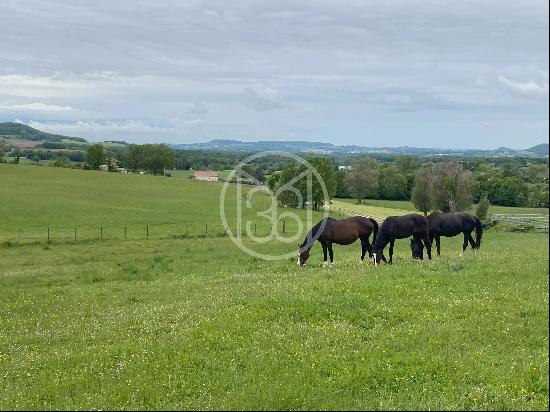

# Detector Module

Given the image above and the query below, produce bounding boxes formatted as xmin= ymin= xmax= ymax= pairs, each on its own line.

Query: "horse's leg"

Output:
xmin=366 ymin=235 xmax=374 ymax=258
xmin=388 ymin=238 xmax=395 ymax=264
xmin=467 ymin=231 xmax=477 ymax=254
xmin=435 ymin=235 xmax=441 ymax=257
xmin=321 ymin=241 xmax=328 ymax=267
xmin=328 ymin=243 xmax=334 ymax=267
xmin=421 ymin=233 xmax=432 ymax=260
xmin=460 ymin=232 xmax=469 ymax=256
xmin=412 ymin=234 xmax=423 ymax=260
xmin=360 ymin=239 xmax=367 ymax=263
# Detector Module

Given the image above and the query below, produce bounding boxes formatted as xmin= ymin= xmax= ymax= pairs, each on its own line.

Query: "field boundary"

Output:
xmin=490 ymin=213 xmax=549 ymax=233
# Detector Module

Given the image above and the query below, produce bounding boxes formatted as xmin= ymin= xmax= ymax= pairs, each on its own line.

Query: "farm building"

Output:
xmin=193 ymin=170 xmax=218 ymax=182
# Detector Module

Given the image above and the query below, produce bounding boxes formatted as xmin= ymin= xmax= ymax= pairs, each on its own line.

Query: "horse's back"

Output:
xmin=429 ymin=212 xmax=476 ymax=235
xmin=381 ymin=213 xmax=428 ymax=238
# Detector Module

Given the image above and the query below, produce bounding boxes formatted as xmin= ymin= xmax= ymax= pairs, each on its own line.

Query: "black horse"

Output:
xmin=372 ymin=214 xmax=431 ymax=265
xmin=411 ymin=212 xmax=483 ymax=258
xmin=298 ymin=216 xmax=378 ymax=267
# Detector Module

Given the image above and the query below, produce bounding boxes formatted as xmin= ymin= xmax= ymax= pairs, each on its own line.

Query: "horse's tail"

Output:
xmin=474 ymin=217 xmax=483 ymax=249
xmin=369 ymin=218 xmax=379 ymax=243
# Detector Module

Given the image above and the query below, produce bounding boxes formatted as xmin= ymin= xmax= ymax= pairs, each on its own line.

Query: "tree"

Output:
xmin=86 ymin=144 xmax=106 ymax=170
xmin=395 ymin=155 xmax=419 ymax=174
xmin=307 ymin=157 xmax=336 ymax=210
xmin=377 ymin=165 xmax=408 ymax=200
xmin=0 ymin=139 xmax=9 ymax=162
xmin=266 ymin=172 xmax=281 ymax=192
xmin=275 ymin=157 xmax=336 ymax=210
xmin=277 ymin=163 xmax=303 ymax=208
xmin=528 ymin=183 xmax=549 ymax=208
xmin=430 ymin=162 xmax=474 ymax=212
xmin=51 ymin=156 xmax=70 ymax=168
xmin=335 ymin=169 xmax=351 ymax=198
xmin=411 ymin=165 xmax=432 ymax=215
xmin=475 ymin=195 xmax=490 ymax=220
xmin=123 ymin=144 xmax=144 ymax=171
xmin=142 ymin=144 xmax=175 ymax=175
xmin=345 ymin=157 xmax=379 ymax=204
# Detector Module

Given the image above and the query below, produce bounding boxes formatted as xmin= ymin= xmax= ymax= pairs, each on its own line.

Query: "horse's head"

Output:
xmin=410 ymin=238 xmax=424 ymax=260
xmin=298 ymin=243 xmax=311 ymax=266
xmin=371 ymin=248 xmax=386 ymax=266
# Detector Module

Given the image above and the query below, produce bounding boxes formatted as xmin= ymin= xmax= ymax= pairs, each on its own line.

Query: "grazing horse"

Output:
xmin=372 ymin=214 xmax=431 ymax=265
xmin=298 ymin=216 xmax=378 ymax=267
xmin=411 ymin=212 xmax=483 ymax=258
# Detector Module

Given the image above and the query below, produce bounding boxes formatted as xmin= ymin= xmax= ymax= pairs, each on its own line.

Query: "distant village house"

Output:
xmin=193 ymin=170 xmax=218 ymax=182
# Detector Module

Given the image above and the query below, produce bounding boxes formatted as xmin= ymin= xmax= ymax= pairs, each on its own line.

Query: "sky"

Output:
xmin=0 ymin=0 xmax=548 ymax=149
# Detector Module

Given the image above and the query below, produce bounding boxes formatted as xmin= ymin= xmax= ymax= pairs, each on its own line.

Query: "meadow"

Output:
xmin=0 ymin=164 xmax=548 ymax=410
xmin=0 ymin=164 xmax=325 ymax=242
xmin=337 ymin=198 xmax=550 ymax=217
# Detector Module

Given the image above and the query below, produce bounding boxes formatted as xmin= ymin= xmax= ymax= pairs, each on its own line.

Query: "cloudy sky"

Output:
xmin=0 ymin=0 xmax=548 ymax=148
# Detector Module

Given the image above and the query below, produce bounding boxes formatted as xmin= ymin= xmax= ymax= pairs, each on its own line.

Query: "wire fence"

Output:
xmin=0 ymin=210 xmax=348 ymax=245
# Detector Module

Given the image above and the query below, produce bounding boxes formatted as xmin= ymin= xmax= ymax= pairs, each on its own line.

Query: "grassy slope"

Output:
xmin=337 ymin=198 xmax=549 ymax=216
xmin=0 ymin=164 xmax=323 ymax=241
xmin=0 ymin=164 xmax=548 ymax=409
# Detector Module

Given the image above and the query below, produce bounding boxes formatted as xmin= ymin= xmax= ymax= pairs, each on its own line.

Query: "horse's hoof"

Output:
xmin=330 ymin=262 xmax=334 ymax=268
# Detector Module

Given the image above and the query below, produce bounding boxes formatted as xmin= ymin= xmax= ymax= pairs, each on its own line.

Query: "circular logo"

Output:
xmin=219 ymin=151 xmax=330 ymax=260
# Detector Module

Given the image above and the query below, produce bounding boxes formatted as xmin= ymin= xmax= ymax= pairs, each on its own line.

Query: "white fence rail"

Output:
xmin=490 ymin=213 xmax=549 ymax=233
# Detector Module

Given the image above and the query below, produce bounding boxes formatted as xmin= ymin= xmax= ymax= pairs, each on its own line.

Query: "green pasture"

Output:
xmin=0 ymin=163 xmax=548 ymax=410
xmin=336 ymin=198 xmax=549 ymax=217
xmin=0 ymin=164 xmax=325 ymax=242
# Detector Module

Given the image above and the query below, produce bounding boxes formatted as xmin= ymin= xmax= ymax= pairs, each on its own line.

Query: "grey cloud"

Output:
xmin=243 ymin=85 xmax=285 ymax=111
xmin=187 ymin=101 xmax=208 ymax=115
xmin=0 ymin=0 xmax=547 ymax=148
xmin=498 ymin=76 xmax=549 ymax=100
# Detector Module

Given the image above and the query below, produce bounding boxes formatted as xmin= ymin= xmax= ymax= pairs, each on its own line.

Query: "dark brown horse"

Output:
xmin=410 ymin=212 xmax=483 ymax=258
xmin=372 ymin=214 xmax=431 ymax=265
xmin=298 ymin=216 xmax=378 ymax=267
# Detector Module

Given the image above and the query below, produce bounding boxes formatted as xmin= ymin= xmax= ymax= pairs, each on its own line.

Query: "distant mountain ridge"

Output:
xmin=0 ymin=122 xmax=86 ymax=143
xmin=171 ymin=139 xmax=549 ymax=158
xmin=0 ymin=122 xmax=547 ymax=158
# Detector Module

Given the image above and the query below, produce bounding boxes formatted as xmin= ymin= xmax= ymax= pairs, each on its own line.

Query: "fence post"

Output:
xmin=146 ymin=225 xmax=149 ymax=239
xmin=283 ymin=220 xmax=286 ymax=234
xmin=100 ymin=227 xmax=103 ymax=239
xmin=47 ymin=227 xmax=50 ymax=241
xmin=254 ymin=223 xmax=257 ymax=235
xmin=205 ymin=224 xmax=208 ymax=235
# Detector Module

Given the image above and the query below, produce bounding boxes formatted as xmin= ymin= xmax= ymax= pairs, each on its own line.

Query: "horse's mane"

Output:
xmin=300 ymin=217 xmax=330 ymax=250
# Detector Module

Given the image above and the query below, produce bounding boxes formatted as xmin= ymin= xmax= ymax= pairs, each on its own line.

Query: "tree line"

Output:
xmin=2 ymin=137 xmax=547 ymax=209
xmin=268 ymin=155 xmax=548 ymax=211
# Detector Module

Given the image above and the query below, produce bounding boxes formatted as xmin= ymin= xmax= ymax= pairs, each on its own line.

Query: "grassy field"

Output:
xmin=337 ymin=198 xmax=549 ymax=216
xmin=0 ymin=164 xmax=325 ymax=242
xmin=0 ymin=164 xmax=548 ymax=410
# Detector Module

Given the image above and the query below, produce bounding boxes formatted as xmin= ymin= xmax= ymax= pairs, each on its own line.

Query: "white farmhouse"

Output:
xmin=193 ymin=170 xmax=218 ymax=182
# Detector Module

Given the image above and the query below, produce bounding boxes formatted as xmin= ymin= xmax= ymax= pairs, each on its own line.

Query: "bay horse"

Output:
xmin=372 ymin=214 xmax=431 ymax=265
xmin=410 ymin=212 xmax=483 ymax=258
xmin=298 ymin=216 xmax=378 ymax=267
